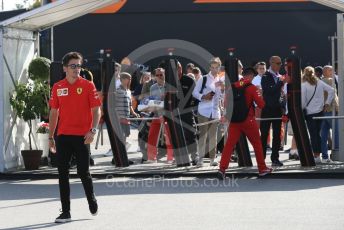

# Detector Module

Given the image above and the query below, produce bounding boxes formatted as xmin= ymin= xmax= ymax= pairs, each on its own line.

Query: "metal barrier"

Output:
xmin=195 ymin=119 xmax=220 ymax=127
xmin=312 ymin=116 xmax=344 ymax=120
xmin=126 ymin=117 xmax=160 ymax=121
xmin=256 ymin=117 xmax=282 ymax=121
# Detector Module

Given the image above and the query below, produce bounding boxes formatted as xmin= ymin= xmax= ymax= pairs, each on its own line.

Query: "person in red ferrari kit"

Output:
xmin=218 ymin=67 xmax=273 ymax=179
xmin=49 ymin=52 xmax=101 ymax=223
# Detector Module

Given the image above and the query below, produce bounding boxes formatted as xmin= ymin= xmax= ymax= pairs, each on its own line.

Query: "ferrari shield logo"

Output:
xmin=77 ymin=88 xmax=83 ymax=94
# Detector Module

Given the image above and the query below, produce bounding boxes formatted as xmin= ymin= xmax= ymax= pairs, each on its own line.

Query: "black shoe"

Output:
xmin=129 ymin=160 xmax=134 ymax=165
xmin=141 ymin=158 xmax=147 ymax=164
xmin=271 ymin=159 xmax=283 ymax=167
xmin=111 ymin=158 xmax=115 ymax=165
xmin=69 ymin=159 xmax=77 ymax=169
xmin=177 ymin=162 xmax=190 ymax=167
xmin=55 ymin=211 xmax=71 ymax=223
xmin=90 ymin=157 xmax=95 ymax=166
xmin=266 ymin=145 xmax=272 ymax=150
xmin=217 ymin=170 xmax=226 ymax=180
xmin=88 ymin=196 xmax=98 ymax=216
xmin=230 ymin=155 xmax=238 ymax=162
xmin=279 ymin=146 xmax=284 ymax=151
xmin=289 ymin=153 xmax=300 ymax=160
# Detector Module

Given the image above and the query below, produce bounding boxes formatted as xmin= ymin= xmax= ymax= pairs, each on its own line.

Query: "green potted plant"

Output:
xmin=10 ymin=57 xmax=51 ymax=170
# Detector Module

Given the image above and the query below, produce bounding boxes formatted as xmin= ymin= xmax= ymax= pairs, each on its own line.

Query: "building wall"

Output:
xmin=53 ymin=0 xmax=338 ymax=68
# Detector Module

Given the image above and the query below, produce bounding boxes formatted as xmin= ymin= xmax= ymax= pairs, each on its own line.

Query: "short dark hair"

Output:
xmin=243 ymin=67 xmax=257 ymax=76
xmin=256 ymin=61 xmax=266 ymax=66
xmin=62 ymin=52 xmax=83 ymax=66
xmin=314 ymin=66 xmax=323 ymax=74
xmin=186 ymin=63 xmax=194 ymax=69
xmin=120 ymin=72 xmax=131 ymax=80
xmin=192 ymin=67 xmax=200 ymax=75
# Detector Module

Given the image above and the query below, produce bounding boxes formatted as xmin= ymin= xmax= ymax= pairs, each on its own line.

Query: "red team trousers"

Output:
xmin=220 ymin=116 xmax=268 ymax=172
xmin=147 ymin=117 xmax=173 ymax=161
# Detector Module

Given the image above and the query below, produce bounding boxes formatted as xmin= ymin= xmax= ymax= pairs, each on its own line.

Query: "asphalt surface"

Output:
xmin=1 ymin=177 xmax=344 ymax=230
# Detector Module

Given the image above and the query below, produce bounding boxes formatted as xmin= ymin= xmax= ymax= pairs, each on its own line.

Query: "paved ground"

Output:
xmin=2 ymin=126 xmax=344 ymax=180
xmin=1 ymin=127 xmax=344 ymax=229
xmin=1 ymin=177 xmax=344 ymax=230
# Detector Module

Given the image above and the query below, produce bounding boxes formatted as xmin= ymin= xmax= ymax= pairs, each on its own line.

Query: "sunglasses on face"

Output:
xmin=155 ymin=74 xmax=164 ymax=77
xmin=67 ymin=64 xmax=82 ymax=69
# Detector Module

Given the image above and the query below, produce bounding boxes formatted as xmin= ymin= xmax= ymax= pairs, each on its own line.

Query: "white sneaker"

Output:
xmin=144 ymin=160 xmax=157 ymax=164
xmin=210 ymin=159 xmax=218 ymax=166
xmin=104 ymin=149 xmax=112 ymax=157
xmin=322 ymin=158 xmax=333 ymax=164
xmin=125 ymin=142 xmax=132 ymax=151
xmin=314 ymin=157 xmax=321 ymax=164
xmin=196 ymin=158 xmax=204 ymax=167
xmin=167 ymin=160 xmax=175 ymax=164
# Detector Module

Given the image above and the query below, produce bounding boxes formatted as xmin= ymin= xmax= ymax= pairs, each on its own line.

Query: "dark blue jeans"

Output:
xmin=321 ymin=111 xmax=339 ymax=159
xmin=305 ymin=112 xmax=323 ymax=154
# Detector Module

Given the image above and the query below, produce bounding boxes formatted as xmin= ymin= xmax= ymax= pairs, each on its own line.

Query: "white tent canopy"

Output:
xmin=0 ymin=0 xmax=118 ymax=31
xmin=0 ymin=0 xmax=118 ymax=172
xmin=312 ymin=0 xmax=344 ymax=12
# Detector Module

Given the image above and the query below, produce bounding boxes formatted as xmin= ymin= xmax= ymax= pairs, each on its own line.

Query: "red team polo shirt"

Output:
xmin=49 ymin=77 xmax=102 ymax=136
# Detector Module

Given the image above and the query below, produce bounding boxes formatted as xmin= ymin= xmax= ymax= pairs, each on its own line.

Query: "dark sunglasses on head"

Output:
xmin=67 ymin=64 xmax=82 ymax=69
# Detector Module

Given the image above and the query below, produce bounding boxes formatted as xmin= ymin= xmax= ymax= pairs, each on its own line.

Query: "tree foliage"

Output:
xmin=28 ymin=57 xmax=51 ymax=81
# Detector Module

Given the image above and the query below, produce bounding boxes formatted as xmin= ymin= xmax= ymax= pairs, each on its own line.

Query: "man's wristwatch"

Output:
xmin=90 ymin=128 xmax=97 ymax=134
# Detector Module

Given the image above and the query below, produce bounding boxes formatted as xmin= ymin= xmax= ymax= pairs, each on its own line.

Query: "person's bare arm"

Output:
xmin=48 ymin=108 xmax=59 ymax=153
xmin=84 ymin=106 xmax=101 ymax=144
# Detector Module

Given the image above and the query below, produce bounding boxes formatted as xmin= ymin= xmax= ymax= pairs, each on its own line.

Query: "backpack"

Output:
xmin=193 ymin=76 xmax=207 ymax=114
xmin=230 ymin=83 xmax=251 ymax=123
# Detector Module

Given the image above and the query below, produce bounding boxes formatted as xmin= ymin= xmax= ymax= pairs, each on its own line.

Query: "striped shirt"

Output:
xmin=115 ymin=85 xmax=132 ymax=118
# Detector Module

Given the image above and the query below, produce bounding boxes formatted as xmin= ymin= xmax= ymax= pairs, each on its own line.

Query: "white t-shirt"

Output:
xmin=192 ymin=73 xmax=224 ymax=119
xmin=252 ymin=75 xmax=262 ymax=87
xmin=115 ymin=78 xmax=121 ymax=89
xmin=302 ymin=80 xmax=335 ymax=115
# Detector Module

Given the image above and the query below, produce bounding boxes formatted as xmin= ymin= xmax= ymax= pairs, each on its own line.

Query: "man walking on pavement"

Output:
xmin=49 ymin=52 xmax=101 ymax=223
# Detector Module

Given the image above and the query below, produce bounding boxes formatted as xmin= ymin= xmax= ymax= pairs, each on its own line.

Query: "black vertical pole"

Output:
xmin=224 ymin=49 xmax=253 ymax=167
xmin=102 ymin=55 xmax=129 ymax=167
xmin=162 ymin=58 xmax=190 ymax=167
xmin=286 ymin=48 xmax=315 ymax=166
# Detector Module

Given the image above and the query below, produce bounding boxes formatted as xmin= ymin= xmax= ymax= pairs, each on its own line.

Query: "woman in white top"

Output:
xmin=302 ymin=66 xmax=335 ymax=163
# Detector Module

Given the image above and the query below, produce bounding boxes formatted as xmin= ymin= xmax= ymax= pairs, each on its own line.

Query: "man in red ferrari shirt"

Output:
xmin=49 ymin=52 xmax=101 ymax=223
xmin=218 ymin=67 xmax=272 ymax=179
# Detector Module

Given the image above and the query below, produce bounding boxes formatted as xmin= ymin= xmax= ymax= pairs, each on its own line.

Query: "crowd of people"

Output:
xmin=49 ymin=51 xmax=339 ymax=222
xmin=110 ymin=55 xmax=339 ymax=174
